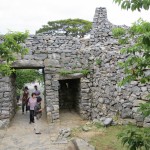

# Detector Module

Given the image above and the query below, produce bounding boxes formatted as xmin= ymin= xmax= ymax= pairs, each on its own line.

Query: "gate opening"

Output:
xmin=14 ymin=68 xmax=45 ymax=117
xmin=58 ymin=78 xmax=81 ymax=113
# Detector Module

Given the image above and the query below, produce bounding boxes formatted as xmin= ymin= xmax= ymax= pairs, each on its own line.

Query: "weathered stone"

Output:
xmin=44 ymin=59 xmax=60 ymax=67
xmin=122 ymin=119 xmax=136 ymax=125
xmin=134 ymin=114 xmax=144 ymax=122
xmin=141 ymin=86 xmax=147 ymax=92
xmin=72 ymin=138 xmax=95 ymax=150
xmin=121 ymin=108 xmax=132 ymax=119
xmin=132 ymin=107 xmax=139 ymax=113
xmin=103 ymin=118 xmax=113 ymax=126
xmin=0 ymin=119 xmax=9 ymax=128
xmin=141 ymin=92 xmax=149 ymax=100
xmin=57 ymin=128 xmax=71 ymax=141
xmin=136 ymin=122 xmax=143 ymax=127
xmin=34 ymin=54 xmax=47 ymax=60
xmin=143 ymin=123 xmax=150 ymax=127
xmin=132 ymin=86 xmax=141 ymax=93
xmin=0 ymin=93 xmax=3 ymax=99
xmin=144 ymin=116 xmax=150 ymax=123
xmin=133 ymin=100 xmax=146 ymax=107
xmin=122 ymin=102 xmax=133 ymax=108
xmin=12 ymin=60 xmax=44 ymax=68
xmin=82 ymin=126 xmax=91 ymax=132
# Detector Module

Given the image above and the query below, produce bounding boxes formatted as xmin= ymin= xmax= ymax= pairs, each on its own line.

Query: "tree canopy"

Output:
xmin=113 ymin=19 xmax=150 ymax=86
xmin=113 ymin=26 xmax=150 ymax=150
xmin=0 ymin=31 xmax=29 ymax=76
xmin=113 ymin=0 xmax=150 ymax=11
xmin=36 ymin=19 xmax=92 ymax=38
xmin=15 ymin=69 xmax=43 ymax=94
xmin=112 ymin=1 xmax=150 ymax=149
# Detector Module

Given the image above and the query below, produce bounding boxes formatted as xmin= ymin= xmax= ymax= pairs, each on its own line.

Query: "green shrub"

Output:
xmin=112 ymin=27 xmax=126 ymax=38
xmin=80 ymin=69 xmax=90 ymax=76
xmin=118 ymin=126 xmax=150 ymax=150
xmin=139 ymin=102 xmax=150 ymax=117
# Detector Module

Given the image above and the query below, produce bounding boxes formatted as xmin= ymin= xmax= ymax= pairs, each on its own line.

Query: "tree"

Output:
xmin=113 ymin=0 xmax=150 ymax=11
xmin=112 ymin=19 xmax=150 ymax=86
xmin=0 ymin=31 xmax=29 ymax=76
xmin=36 ymin=19 xmax=92 ymax=38
xmin=112 ymin=1 xmax=150 ymax=150
xmin=15 ymin=69 xmax=43 ymax=94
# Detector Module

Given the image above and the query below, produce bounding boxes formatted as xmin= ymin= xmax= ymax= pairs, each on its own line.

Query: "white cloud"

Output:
xmin=0 ymin=0 xmax=149 ymax=34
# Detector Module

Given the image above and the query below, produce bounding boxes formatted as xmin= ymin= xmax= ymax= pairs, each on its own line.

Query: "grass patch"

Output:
xmin=96 ymin=59 xmax=102 ymax=65
xmin=71 ymin=123 xmax=127 ymax=150
xmin=89 ymin=126 xmax=127 ymax=150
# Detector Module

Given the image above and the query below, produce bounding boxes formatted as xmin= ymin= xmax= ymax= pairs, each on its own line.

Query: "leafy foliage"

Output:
xmin=112 ymin=27 xmax=126 ymax=37
xmin=95 ymin=58 xmax=102 ymax=65
xmin=112 ymin=1 xmax=150 ymax=150
xmin=59 ymin=69 xmax=90 ymax=76
xmin=36 ymin=19 xmax=92 ymax=37
xmin=112 ymin=19 xmax=150 ymax=86
xmin=113 ymin=0 xmax=150 ymax=11
xmin=139 ymin=102 xmax=150 ymax=117
xmin=113 ymin=19 xmax=150 ymax=150
xmin=118 ymin=126 xmax=150 ymax=150
xmin=15 ymin=69 xmax=43 ymax=94
xmin=0 ymin=31 xmax=29 ymax=76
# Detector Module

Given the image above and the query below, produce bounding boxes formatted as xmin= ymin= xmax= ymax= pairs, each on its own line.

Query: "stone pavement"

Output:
xmin=0 ymin=108 xmax=86 ymax=150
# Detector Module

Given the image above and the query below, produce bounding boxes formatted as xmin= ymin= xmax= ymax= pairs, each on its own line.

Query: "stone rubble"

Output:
xmin=56 ymin=128 xmax=71 ymax=142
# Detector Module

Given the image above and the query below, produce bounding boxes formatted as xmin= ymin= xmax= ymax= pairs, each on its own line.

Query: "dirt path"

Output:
xmin=0 ymin=108 xmax=86 ymax=150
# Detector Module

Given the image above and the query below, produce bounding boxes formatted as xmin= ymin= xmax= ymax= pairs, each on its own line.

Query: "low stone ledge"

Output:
xmin=72 ymin=138 xmax=95 ymax=150
xmin=59 ymin=73 xmax=84 ymax=80
xmin=12 ymin=60 xmax=44 ymax=68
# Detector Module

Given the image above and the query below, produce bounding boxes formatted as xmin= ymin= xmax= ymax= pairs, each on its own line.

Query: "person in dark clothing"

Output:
xmin=22 ymin=86 xmax=29 ymax=114
xmin=34 ymin=85 xmax=41 ymax=96
xmin=34 ymin=97 xmax=42 ymax=134
xmin=16 ymin=95 xmax=20 ymax=103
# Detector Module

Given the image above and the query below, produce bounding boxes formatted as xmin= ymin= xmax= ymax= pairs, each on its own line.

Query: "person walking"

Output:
xmin=22 ymin=86 xmax=29 ymax=114
xmin=34 ymin=85 xmax=42 ymax=105
xmin=28 ymin=93 xmax=37 ymax=124
xmin=34 ymin=85 xmax=41 ymax=96
xmin=34 ymin=98 xmax=42 ymax=134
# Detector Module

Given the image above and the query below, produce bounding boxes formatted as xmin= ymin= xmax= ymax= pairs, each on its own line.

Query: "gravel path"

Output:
xmin=0 ymin=108 xmax=86 ymax=150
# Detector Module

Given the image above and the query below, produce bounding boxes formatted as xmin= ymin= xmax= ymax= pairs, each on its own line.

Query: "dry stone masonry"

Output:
xmin=0 ymin=7 xmax=150 ymax=128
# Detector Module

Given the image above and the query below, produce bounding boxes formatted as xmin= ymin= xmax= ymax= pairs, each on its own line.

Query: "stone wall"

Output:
xmin=90 ymin=7 xmax=150 ymax=127
xmin=15 ymin=35 xmax=92 ymax=122
xmin=0 ymin=74 xmax=16 ymax=128
xmin=0 ymin=7 xmax=150 ymax=128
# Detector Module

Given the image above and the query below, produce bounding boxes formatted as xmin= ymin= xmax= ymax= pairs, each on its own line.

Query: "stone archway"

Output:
xmin=44 ymin=72 xmax=92 ymax=123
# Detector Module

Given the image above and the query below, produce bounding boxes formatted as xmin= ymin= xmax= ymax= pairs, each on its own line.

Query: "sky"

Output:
xmin=0 ymin=0 xmax=150 ymax=34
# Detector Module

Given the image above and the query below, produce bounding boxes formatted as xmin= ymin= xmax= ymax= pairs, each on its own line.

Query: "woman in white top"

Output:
xmin=28 ymin=93 xmax=37 ymax=124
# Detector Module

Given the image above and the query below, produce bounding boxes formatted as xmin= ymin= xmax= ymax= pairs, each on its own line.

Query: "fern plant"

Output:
xmin=118 ymin=126 xmax=150 ymax=150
